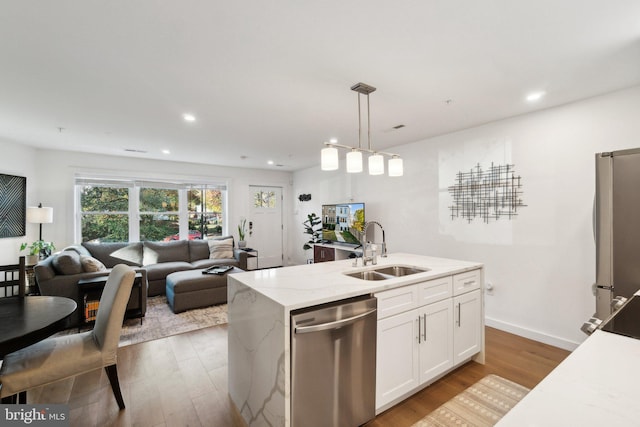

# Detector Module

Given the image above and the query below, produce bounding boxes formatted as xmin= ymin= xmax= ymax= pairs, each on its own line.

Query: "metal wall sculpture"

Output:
xmin=0 ymin=174 xmax=26 ymax=238
xmin=448 ymin=163 xmax=526 ymax=223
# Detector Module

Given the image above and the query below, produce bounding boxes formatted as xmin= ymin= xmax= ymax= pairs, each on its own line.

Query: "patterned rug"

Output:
xmin=412 ymin=375 xmax=529 ymax=427
xmin=118 ymin=296 xmax=228 ymax=346
xmin=56 ymin=296 xmax=228 ymax=347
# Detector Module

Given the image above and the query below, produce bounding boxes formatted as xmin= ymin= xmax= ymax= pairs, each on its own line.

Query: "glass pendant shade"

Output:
xmin=368 ymin=154 xmax=384 ymax=175
xmin=321 ymin=146 xmax=339 ymax=171
xmin=388 ymin=157 xmax=404 ymax=177
xmin=346 ymin=150 xmax=363 ymax=173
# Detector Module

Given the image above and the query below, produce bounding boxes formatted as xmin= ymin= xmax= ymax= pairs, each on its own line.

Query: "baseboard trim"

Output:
xmin=485 ymin=317 xmax=582 ymax=351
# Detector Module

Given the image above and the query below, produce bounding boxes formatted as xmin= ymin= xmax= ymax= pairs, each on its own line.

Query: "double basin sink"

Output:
xmin=344 ymin=265 xmax=429 ymax=281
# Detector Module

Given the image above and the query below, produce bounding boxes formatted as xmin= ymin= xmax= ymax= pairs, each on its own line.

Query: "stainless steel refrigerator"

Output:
xmin=586 ymin=148 xmax=640 ymax=332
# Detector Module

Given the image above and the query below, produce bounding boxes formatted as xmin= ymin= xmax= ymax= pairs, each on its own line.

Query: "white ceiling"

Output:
xmin=1 ymin=1 xmax=639 ymax=172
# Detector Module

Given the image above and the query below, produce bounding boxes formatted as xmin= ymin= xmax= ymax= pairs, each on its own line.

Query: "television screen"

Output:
xmin=321 ymin=202 xmax=365 ymax=245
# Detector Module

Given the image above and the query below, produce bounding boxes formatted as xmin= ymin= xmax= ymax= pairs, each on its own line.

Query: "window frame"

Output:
xmin=74 ymin=176 xmax=228 ymax=243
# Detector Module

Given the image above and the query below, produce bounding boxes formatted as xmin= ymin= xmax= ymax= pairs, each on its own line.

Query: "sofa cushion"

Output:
xmin=143 ymin=240 xmax=190 ymax=265
xmin=208 ymin=237 xmax=234 ymax=259
xmin=144 ymin=261 xmax=193 ymax=281
xmin=80 ymin=256 xmax=107 ymax=273
xmin=191 ymin=258 xmax=238 ymax=269
xmin=188 ymin=240 xmax=210 ymax=262
xmin=52 ymin=250 xmax=83 ymax=275
xmin=82 ymin=242 xmax=143 ymax=267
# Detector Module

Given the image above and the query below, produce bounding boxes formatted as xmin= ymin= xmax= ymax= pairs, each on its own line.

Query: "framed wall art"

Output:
xmin=0 ymin=173 xmax=26 ymax=238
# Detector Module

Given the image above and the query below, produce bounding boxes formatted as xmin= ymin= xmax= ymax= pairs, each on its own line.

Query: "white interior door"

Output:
xmin=248 ymin=186 xmax=283 ymax=268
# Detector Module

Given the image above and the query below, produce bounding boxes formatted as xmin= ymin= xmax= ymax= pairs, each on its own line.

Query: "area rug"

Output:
xmin=55 ymin=296 xmax=228 ymax=347
xmin=118 ymin=296 xmax=228 ymax=346
xmin=411 ymin=375 xmax=530 ymax=427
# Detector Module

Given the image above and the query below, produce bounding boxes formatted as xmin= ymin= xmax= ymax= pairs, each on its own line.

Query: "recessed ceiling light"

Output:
xmin=329 ymin=138 xmax=338 ymax=144
xmin=526 ymin=91 xmax=546 ymax=102
xmin=183 ymin=113 xmax=196 ymax=122
xmin=162 ymin=149 xmax=170 ymax=155
xmin=267 ymin=160 xmax=274 ymax=165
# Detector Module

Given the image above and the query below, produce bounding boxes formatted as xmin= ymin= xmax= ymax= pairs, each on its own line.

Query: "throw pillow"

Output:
xmin=80 ymin=256 xmax=107 ymax=273
xmin=208 ymin=238 xmax=234 ymax=259
xmin=52 ymin=250 xmax=83 ymax=275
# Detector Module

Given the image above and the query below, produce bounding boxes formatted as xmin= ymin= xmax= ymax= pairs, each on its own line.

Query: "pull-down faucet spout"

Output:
xmin=358 ymin=221 xmax=387 ymax=266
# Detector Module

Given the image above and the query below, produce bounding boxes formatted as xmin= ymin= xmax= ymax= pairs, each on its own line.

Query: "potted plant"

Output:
xmin=20 ymin=240 xmax=55 ymax=264
xmin=302 ymin=213 xmax=322 ymax=262
xmin=237 ymin=219 xmax=247 ymax=248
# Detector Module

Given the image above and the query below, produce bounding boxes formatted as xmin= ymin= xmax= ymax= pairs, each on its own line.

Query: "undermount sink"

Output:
xmin=373 ymin=265 xmax=429 ymax=277
xmin=344 ymin=265 xmax=430 ymax=281
xmin=344 ymin=270 xmax=389 ymax=281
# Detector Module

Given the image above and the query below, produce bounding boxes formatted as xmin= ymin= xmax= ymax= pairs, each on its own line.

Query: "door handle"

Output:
xmin=294 ymin=308 xmax=377 ymax=334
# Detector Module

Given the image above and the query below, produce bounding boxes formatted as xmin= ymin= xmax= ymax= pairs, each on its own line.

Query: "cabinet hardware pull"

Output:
xmin=457 ymin=302 xmax=461 ymax=326
xmin=463 ymin=280 xmax=475 ymax=285
xmin=416 ymin=318 xmax=421 ymax=343
xmin=422 ymin=313 xmax=427 ymax=341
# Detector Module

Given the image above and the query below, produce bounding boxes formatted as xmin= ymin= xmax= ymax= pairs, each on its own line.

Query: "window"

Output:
xmin=75 ymin=177 xmax=227 ymax=243
xmin=188 ymin=186 xmax=223 ymax=239
xmin=78 ymin=181 xmax=130 ymax=243
xmin=139 ymin=186 xmax=179 ymax=241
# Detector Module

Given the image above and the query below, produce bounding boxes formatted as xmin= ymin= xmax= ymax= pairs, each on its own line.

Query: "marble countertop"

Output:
xmin=497 ymin=328 xmax=640 ymax=426
xmin=229 ymin=253 xmax=482 ymax=310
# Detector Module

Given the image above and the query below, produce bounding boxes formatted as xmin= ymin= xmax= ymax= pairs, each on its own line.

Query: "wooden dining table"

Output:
xmin=0 ymin=296 xmax=77 ymax=358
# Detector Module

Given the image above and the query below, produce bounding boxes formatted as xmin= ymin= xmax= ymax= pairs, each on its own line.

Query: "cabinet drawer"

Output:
xmin=418 ymin=276 xmax=453 ymax=306
xmin=376 ymin=285 xmax=418 ymax=319
xmin=453 ymin=269 xmax=481 ymax=296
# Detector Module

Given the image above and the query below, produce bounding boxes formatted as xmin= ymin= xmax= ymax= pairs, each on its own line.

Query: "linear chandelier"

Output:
xmin=321 ymin=82 xmax=403 ymax=177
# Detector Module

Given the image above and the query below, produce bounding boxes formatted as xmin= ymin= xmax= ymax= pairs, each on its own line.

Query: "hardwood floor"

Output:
xmin=25 ymin=326 xmax=570 ymax=427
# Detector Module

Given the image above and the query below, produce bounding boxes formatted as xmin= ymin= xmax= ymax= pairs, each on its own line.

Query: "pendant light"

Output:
xmin=320 ymin=82 xmax=403 ymax=177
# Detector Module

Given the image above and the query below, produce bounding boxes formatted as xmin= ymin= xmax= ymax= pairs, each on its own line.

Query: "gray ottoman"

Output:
xmin=165 ymin=267 xmax=243 ymax=313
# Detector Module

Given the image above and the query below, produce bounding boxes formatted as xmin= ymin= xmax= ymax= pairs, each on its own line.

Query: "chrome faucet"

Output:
xmin=358 ymin=221 xmax=387 ymax=266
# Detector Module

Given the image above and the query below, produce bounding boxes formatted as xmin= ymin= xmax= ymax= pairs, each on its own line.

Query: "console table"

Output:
xmin=77 ymin=272 xmax=144 ymax=326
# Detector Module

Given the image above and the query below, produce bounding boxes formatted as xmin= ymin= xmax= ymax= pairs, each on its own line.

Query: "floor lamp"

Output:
xmin=26 ymin=203 xmax=53 ymax=241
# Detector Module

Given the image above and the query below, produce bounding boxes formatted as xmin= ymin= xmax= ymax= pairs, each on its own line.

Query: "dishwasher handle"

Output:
xmin=294 ymin=308 xmax=377 ymax=334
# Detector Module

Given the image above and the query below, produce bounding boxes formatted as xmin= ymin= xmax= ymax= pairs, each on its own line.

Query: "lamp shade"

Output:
xmin=26 ymin=206 xmax=53 ymax=224
xmin=346 ymin=150 xmax=363 ymax=173
xmin=388 ymin=157 xmax=404 ymax=177
xmin=368 ymin=154 xmax=385 ymax=175
xmin=321 ymin=146 xmax=339 ymax=171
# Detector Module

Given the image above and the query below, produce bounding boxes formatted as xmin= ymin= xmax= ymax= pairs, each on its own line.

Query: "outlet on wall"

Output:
xmin=486 ymin=282 xmax=494 ymax=295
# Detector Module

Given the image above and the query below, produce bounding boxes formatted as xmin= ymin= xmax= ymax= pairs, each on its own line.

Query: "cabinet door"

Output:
xmin=313 ymin=245 xmax=335 ymax=263
xmin=453 ymin=289 xmax=482 ymax=364
xmin=418 ymin=299 xmax=453 ymax=383
xmin=376 ymin=309 xmax=420 ymax=409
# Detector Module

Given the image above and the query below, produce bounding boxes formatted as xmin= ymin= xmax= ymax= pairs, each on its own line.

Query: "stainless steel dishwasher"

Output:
xmin=291 ymin=295 xmax=377 ymax=427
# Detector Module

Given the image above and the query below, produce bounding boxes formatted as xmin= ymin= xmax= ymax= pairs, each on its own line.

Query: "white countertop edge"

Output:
xmin=229 ymin=253 xmax=483 ymax=310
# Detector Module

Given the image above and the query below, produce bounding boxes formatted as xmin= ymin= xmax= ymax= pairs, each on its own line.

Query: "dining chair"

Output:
xmin=0 ymin=264 xmax=135 ymax=408
xmin=0 ymin=256 xmax=26 ymax=297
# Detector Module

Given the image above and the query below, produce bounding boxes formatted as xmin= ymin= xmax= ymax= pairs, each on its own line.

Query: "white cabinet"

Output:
xmin=419 ymin=299 xmax=454 ymax=382
xmin=376 ymin=309 xmax=420 ymax=406
xmin=453 ymin=289 xmax=482 ymax=364
xmin=375 ymin=269 xmax=483 ymax=412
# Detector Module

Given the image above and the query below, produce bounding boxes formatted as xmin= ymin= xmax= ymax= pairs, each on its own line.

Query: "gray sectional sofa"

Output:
xmin=34 ymin=236 xmax=248 ymax=326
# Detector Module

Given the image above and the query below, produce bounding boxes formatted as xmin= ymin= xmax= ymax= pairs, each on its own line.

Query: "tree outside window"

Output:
xmin=76 ymin=179 xmax=226 ymax=242
xmin=79 ymin=186 xmax=129 ymax=242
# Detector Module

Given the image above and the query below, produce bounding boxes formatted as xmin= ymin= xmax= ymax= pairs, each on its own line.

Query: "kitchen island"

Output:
xmin=227 ymin=253 xmax=484 ymax=427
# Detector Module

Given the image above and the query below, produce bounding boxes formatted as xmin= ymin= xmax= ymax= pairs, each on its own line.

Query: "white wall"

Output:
xmin=0 ymin=140 xmax=38 ymax=265
xmin=292 ymin=85 xmax=640 ymax=350
xmin=4 ymin=148 xmax=293 ymax=265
